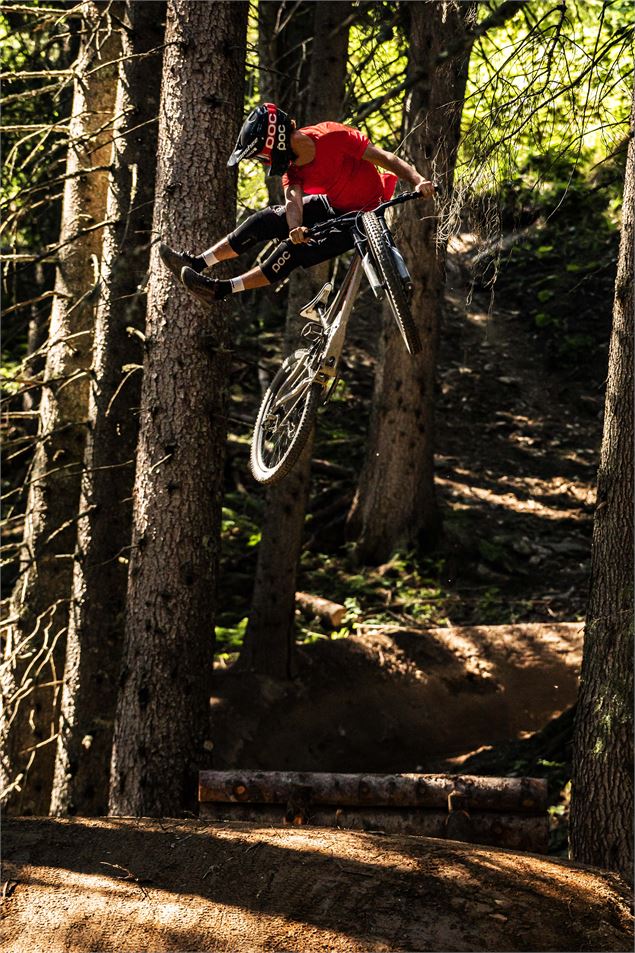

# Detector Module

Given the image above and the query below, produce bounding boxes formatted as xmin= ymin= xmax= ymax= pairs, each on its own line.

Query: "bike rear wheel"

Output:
xmin=361 ymin=211 xmax=422 ymax=356
xmin=250 ymin=348 xmax=322 ymax=485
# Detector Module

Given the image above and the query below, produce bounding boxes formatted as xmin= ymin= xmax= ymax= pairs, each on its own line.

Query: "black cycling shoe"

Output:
xmin=181 ymin=266 xmax=230 ymax=305
xmin=159 ymin=243 xmax=205 ymax=282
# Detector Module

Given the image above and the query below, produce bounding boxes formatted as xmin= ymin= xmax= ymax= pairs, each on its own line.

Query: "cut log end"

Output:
xmin=295 ymin=591 xmax=346 ymax=628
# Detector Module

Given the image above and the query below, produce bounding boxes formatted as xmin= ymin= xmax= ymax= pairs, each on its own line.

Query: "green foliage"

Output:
xmin=0 ymin=351 xmax=25 ymax=397
xmin=344 ymin=2 xmax=408 ymax=145
xmin=461 ymin=0 xmax=633 ymax=195
xmin=1 ymin=3 xmax=76 ymax=368
xmin=216 ymin=616 xmax=248 ymax=658
xmin=457 ymin=3 xmax=631 ymax=379
xmin=297 ymin=549 xmax=451 ymax=642
xmin=493 ymin=164 xmax=623 ymax=375
xmin=478 ymin=537 xmax=515 ymax=572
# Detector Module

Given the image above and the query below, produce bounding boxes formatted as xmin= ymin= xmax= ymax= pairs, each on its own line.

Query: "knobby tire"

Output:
xmin=361 ymin=211 xmax=422 ymax=356
xmin=250 ymin=349 xmax=321 ymax=485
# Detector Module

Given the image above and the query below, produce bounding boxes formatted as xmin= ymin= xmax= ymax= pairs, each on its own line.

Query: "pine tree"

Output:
xmin=239 ymin=1 xmax=352 ymax=678
xmin=569 ymin=90 xmax=634 ymax=884
xmin=108 ymin=0 xmax=248 ymax=817
xmin=348 ymin=0 xmax=476 ymax=563
xmin=2 ymin=3 xmax=121 ymax=814
xmin=50 ymin=1 xmax=166 ymax=817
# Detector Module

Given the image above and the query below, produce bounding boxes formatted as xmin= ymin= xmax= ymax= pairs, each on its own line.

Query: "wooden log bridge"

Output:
xmin=198 ymin=771 xmax=549 ymax=854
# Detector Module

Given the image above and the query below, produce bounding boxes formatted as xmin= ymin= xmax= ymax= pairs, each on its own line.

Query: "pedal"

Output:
xmin=299 ymin=281 xmax=332 ymax=322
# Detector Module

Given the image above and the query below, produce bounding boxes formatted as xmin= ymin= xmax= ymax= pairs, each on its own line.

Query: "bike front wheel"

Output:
xmin=361 ymin=211 xmax=422 ymax=356
xmin=250 ymin=348 xmax=322 ymax=485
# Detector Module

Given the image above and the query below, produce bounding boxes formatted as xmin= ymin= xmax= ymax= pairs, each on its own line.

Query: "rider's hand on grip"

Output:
xmin=290 ymin=226 xmax=310 ymax=244
xmin=414 ymin=178 xmax=435 ymax=198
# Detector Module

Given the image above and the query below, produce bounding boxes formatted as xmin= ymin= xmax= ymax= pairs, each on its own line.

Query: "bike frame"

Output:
xmin=305 ymin=190 xmax=424 ymax=390
xmin=310 ymin=256 xmax=363 ymax=388
xmin=250 ymin=191 xmax=432 ymax=481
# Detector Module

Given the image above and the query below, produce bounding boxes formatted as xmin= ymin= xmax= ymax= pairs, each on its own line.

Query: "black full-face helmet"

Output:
xmin=227 ymin=102 xmax=294 ymax=177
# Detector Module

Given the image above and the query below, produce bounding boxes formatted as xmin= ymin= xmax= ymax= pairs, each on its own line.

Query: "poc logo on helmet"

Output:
xmin=266 ymin=121 xmax=287 ymax=153
xmin=272 ymin=250 xmax=291 ymax=273
xmin=265 ymin=118 xmax=277 ymax=151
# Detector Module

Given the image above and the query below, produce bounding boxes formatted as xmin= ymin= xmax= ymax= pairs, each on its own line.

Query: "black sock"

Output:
xmin=192 ymin=255 xmax=207 ymax=272
xmin=216 ymin=279 xmax=232 ymax=296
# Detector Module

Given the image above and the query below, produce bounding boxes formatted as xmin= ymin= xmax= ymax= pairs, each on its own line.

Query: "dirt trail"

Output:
xmin=435 ymin=237 xmax=601 ymax=621
xmin=212 ymin=622 xmax=581 ymax=773
xmin=3 ymin=817 xmax=632 ymax=953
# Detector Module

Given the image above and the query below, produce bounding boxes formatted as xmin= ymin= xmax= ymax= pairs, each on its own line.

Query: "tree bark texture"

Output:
xmin=348 ymin=1 xmax=476 ymax=564
xmin=569 ymin=90 xmax=634 ymax=884
xmin=238 ymin=2 xmax=352 ymax=679
xmin=50 ymin=1 xmax=166 ymax=818
xmin=258 ymin=1 xmax=317 ymax=206
xmin=2 ymin=2 xmax=121 ymax=815
xmin=108 ymin=0 xmax=248 ymax=818
xmin=257 ymin=1 xmax=315 ymax=117
xmin=238 ymin=278 xmax=318 ymax=679
xmin=199 ymin=804 xmax=548 ymax=853
xmin=198 ymin=770 xmax=548 ymax=812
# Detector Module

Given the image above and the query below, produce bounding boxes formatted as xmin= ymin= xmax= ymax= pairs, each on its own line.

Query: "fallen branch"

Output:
xmin=199 ymin=803 xmax=548 ymax=853
xmin=296 ymin=592 xmax=346 ymax=628
xmin=199 ymin=771 xmax=548 ymax=813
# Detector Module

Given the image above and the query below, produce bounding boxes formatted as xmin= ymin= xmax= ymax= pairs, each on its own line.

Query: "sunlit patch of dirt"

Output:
xmin=212 ymin=622 xmax=582 ymax=774
xmin=436 ymin=469 xmax=591 ymax=522
xmin=3 ymin=817 xmax=632 ymax=953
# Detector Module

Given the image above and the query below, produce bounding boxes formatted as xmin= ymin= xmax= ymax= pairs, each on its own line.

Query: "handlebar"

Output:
xmin=306 ymin=186 xmax=439 ymax=240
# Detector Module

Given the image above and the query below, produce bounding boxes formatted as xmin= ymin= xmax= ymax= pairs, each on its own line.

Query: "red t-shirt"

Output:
xmin=282 ymin=122 xmax=398 ymax=213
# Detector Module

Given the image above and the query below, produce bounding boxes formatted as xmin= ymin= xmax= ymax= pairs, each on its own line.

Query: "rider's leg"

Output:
xmin=181 ymin=263 xmax=269 ymax=305
xmin=162 ymin=196 xmax=336 ymax=281
xmin=181 ymin=226 xmax=354 ymax=306
xmin=160 ymin=206 xmax=290 ymax=281
xmin=200 ymin=237 xmax=238 ymax=266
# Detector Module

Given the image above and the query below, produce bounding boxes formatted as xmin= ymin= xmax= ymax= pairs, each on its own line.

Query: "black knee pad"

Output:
xmin=260 ymin=227 xmax=356 ymax=283
xmin=260 ymin=239 xmax=299 ymax=282
xmin=227 ymin=205 xmax=287 ymax=254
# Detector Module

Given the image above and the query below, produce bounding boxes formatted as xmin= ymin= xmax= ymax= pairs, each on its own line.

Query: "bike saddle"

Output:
xmin=299 ymin=281 xmax=332 ymax=321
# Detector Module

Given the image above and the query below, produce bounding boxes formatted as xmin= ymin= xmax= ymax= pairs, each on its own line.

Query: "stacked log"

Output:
xmin=199 ymin=771 xmax=549 ymax=853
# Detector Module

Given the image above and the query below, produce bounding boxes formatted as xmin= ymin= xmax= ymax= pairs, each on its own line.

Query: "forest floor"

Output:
xmin=3 ymin=817 xmax=633 ymax=953
xmin=3 ymin=234 xmax=619 ymax=953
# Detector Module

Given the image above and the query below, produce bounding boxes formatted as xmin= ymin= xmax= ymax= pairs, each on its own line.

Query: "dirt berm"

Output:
xmin=2 ymin=817 xmax=632 ymax=952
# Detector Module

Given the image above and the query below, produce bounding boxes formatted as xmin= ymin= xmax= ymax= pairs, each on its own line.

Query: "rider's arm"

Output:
xmin=285 ymin=182 xmax=307 ymax=239
xmin=362 ymin=143 xmax=434 ymax=197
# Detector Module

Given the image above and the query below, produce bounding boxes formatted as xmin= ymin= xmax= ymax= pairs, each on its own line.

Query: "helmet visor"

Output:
xmin=227 ymin=103 xmax=277 ymax=168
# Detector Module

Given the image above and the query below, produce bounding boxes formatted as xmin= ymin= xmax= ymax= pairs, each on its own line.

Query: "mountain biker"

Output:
xmin=159 ymin=102 xmax=435 ymax=306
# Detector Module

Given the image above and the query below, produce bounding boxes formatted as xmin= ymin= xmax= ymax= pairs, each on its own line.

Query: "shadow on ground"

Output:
xmin=3 ymin=817 xmax=632 ymax=953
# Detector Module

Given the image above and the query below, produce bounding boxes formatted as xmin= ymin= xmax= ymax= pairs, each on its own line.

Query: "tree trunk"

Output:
xmin=199 ymin=803 xmax=549 ymax=852
xmin=1 ymin=2 xmax=121 ymax=815
xmin=50 ymin=1 xmax=166 ymax=818
xmin=569 ymin=90 xmax=634 ymax=884
xmin=238 ymin=1 xmax=352 ymax=679
xmin=198 ymin=770 xmax=548 ymax=811
xmin=258 ymin=1 xmax=317 ymax=205
xmin=108 ymin=0 xmax=248 ymax=818
xmin=258 ymin=1 xmax=316 ymax=114
xmin=238 ymin=278 xmax=317 ymax=679
xmin=348 ymin=1 xmax=476 ymax=564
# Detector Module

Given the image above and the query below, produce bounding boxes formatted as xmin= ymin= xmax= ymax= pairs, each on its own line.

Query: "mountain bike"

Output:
xmin=250 ymin=190 xmax=428 ymax=485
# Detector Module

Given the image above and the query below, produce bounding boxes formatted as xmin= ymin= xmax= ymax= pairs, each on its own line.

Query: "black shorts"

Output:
xmin=227 ymin=194 xmax=355 ymax=282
